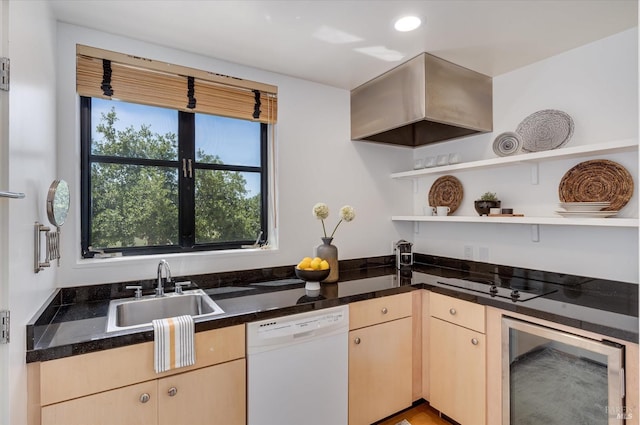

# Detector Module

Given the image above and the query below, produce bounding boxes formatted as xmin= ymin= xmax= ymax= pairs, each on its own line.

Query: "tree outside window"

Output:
xmin=81 ymin=97 xmax=267 ymax=257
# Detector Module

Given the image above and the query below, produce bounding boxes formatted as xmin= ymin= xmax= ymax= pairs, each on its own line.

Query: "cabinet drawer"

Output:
xmin=429 ymin=292 xmax=485 ymax=333
xmin=349 ymin=292 xmax=412 ymax=330
xmin=37 ymin=324 xmax=245 ymax=406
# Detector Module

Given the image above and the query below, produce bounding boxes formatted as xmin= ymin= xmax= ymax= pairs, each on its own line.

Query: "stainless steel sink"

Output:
xmin=106 ymin=288 xmax=225 ymax=333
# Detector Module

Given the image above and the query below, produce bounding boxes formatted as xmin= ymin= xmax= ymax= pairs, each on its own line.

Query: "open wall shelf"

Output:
xmin=391 ymin=138 xmax=638 ymax=231
xmin=391 ymin=139 xmax=638 ymax=179
xmin=391 ymin=215 xmax=638 ymax=228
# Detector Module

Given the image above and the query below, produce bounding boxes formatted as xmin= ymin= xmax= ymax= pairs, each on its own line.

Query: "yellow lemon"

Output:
xmin=297 ymin=257 xmax=312 ymax=269
xmin=310 ymin=257 xmax=322 ymax=270
xmin=320 ymin=260 xmax=329 ymax=270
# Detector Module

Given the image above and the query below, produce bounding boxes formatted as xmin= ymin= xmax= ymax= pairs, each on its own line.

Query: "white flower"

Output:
xmin=312 ymin=202 xmax=355 ymax=239
xmin=330 ymin=204 xmax=356 ymax=239
xmin=339 ymin=205 xmax=355 ymax=222
xmin=312 ymin=203 xmax=329 ymax=220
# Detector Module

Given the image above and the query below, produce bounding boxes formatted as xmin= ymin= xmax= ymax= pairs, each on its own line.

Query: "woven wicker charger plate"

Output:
xmin=428 ymin=175 xmax=463 ymax=214
xmin=558 ymin=159 xmax=633 ymax=211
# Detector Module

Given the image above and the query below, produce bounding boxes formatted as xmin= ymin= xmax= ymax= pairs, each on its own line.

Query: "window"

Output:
xmin=77 ymin=46 xmax=276 ymax=257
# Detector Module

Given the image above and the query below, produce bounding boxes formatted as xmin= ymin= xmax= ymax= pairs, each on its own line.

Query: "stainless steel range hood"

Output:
xmin=351 ymin=53 xmax=493 ymax=147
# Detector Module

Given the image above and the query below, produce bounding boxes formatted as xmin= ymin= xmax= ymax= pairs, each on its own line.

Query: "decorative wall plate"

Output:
xmin=558 ymin=159 xmax=633 ymax=211
xmin=493 ymin=132 xmax=522 ymax=157
xmin=516 ymin=109 xmax=574 ymax=152
xmin=428 ymin=175 xmax=463 ymax=214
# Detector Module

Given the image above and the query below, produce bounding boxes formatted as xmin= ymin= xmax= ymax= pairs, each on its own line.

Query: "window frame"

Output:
xmin=80 ymin=96 xmax=269 ymax=258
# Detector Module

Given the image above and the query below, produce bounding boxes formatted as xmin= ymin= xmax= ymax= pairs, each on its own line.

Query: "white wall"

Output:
xmin=5 ymin=1 xmax=58 ymax=424
xmin=408 ymin=28 xmax=639 ymax=283
xmin=56 ymin=23 xmax=412 ymax=286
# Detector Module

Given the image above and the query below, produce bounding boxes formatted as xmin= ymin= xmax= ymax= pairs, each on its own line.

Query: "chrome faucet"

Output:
xmin=156 ymin=259 xmax=172 ymax=297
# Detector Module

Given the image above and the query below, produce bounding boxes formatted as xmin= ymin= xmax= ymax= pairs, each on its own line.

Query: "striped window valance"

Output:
xmin=76 ymin=44 xmax=277 ymax=124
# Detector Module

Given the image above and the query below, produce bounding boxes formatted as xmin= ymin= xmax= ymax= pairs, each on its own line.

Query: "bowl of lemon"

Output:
xmin=295 ymin=256 xmax=330 ymax=284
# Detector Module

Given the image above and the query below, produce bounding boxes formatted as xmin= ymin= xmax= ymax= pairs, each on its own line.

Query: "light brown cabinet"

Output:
xmin=348 ymin=292 xmax=413 ymax=425
xmin=429 ymin=292 xmax=486 ymax=425
xmin=41 ymin=380 xmax=158 ymax=425
xmin=157 ymin=359 xmax=245 ymax=425
xmin=40 ymin=360 xmax=246 ymax=425
xmin=30 ymin=325 xmax=245 ymax=425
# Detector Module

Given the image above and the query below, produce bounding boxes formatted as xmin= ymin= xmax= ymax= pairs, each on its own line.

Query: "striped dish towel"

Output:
xmin=152 ymin=315 xmax=195 ymax=373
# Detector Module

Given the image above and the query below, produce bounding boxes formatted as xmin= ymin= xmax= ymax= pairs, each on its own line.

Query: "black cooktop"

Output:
xmin=432 ymin=275 xmax=559 ymax=302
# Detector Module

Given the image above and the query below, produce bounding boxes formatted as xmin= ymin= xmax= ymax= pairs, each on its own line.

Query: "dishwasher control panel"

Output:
xmin=247 ymin=305 xmax=349 ymax=352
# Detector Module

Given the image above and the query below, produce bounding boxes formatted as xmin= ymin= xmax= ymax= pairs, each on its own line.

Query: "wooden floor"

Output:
xmin=376 ymin=403 xmax=453 ymax=425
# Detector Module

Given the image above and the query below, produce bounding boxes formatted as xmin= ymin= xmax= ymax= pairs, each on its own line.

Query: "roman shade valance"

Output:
xmin=76 ymin=44 xmax=277 ymax=124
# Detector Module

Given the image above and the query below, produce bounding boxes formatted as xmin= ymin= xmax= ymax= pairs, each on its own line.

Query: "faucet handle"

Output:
xmin=174 ymin=281 xmax=190 ymax=294
xmin=125 ymin=285 xmax=143 ymax=299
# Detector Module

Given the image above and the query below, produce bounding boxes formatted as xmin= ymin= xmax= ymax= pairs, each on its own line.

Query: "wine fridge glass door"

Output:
xmin=502 ymin=317 xmax=625 ymax=425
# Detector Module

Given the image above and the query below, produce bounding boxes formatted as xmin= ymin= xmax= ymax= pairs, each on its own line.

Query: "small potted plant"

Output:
xmin=474 ymin=192 xmax=501 ymax=216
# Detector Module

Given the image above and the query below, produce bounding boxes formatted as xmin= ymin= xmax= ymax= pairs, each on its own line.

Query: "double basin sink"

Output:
xmin=106 ymin=286 xmax=225 ymax=333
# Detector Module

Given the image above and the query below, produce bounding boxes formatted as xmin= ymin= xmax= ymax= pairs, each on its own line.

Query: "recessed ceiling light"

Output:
xmin=394 ymin=16 xmax=421 ymax=32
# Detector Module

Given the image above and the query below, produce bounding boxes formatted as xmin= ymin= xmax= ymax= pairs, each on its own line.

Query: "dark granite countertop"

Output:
xmin=26 ymin=254 xmax=638 ymax=363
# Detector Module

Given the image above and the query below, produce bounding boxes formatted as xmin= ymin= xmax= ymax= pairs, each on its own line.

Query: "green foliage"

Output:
xmin=478 ymin=191 xmax=498 ymax=201
xmin=90 ymin=108 xmax=261 ymax=250
xmin=194 ymin=150 xmax=261 ymax=243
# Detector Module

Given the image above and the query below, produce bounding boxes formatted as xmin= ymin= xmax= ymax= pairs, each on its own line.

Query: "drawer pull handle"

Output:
xmin=471 ymin=338 xmax=479 ymax=345
xmin=381 ymin=307 xmax=388 ymax=314
xmin=354 ymin=337 xmax=361 ymax=345
xmin=168 ymin=387 xmax=178 ymax=397
xmin=449 ymin=308 xmax=456 ymax=315
xmin=139 ymin=393 xmax=150 ymax=403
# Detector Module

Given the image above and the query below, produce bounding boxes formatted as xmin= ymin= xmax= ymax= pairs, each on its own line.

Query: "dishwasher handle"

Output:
xmin=293 ymin=329 xmax=316 ymax=339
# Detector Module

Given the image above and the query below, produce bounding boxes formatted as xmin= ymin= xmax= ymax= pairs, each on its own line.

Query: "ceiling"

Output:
xmin=49 ymin=0 xmax=638 ymax=90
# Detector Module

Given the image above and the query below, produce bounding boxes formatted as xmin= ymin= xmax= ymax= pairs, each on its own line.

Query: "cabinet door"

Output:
xmin=349 ymin=317 xmax=412 ymax=425
xmin=158 ymin=359 xmax=246 ymax=425
xmin=430 ymin=317 xmax=486 ymax=425
xmin=41 ymin=381 xmax=157 ymax=425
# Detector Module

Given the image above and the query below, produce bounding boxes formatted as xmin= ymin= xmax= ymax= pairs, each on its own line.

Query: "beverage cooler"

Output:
xmin=502 ymin=317 xmax=626 ymax=425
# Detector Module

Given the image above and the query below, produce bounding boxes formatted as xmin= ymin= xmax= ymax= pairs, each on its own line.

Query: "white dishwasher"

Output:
xmin=247 ymin=305 xmax=349 ymax=425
